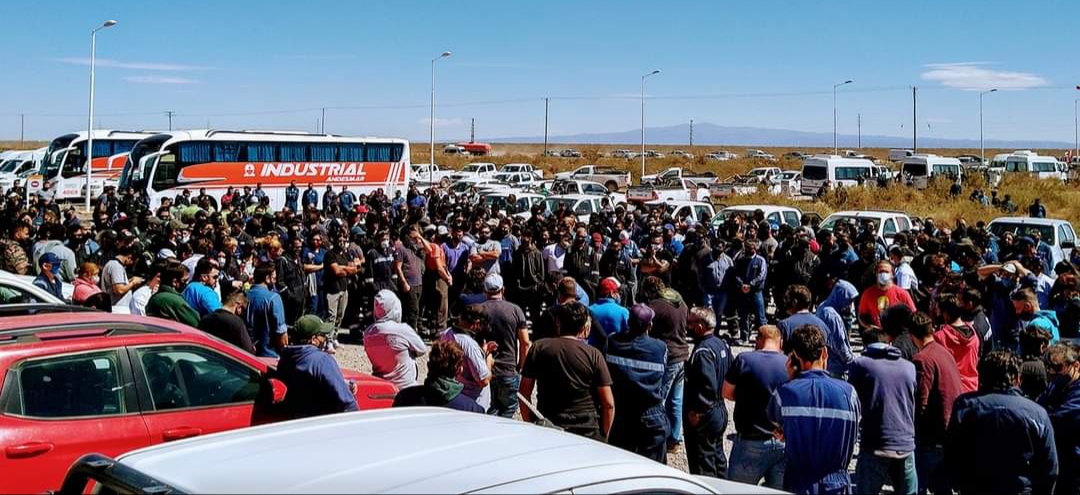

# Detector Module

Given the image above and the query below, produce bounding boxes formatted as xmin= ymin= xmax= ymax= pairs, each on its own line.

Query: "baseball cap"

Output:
xmin=437 ymin=225 xmax=449 ymax=236
xmin=1002 ymin=263 xmax=1018 ymax=274
xmin=600 ymin=277 xmax=621 ymax=295
xmin=629 ymin=303 xmax=655 ymax=332
xmin=483 ymin=273 xmax=504 ymax=293
xmin=293 ymin=315 xmax=334 ymax=339
xmin=39 ymin=252 xmax=60 ymax=273
xmin=619 ymin=231 xmax=631 ymax=245
xmin=592 ymin=233 xmax=603 ymax=243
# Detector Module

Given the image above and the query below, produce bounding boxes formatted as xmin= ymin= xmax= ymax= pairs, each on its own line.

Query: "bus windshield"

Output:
xmin=122 ymin=135 xmax=171 ymax=191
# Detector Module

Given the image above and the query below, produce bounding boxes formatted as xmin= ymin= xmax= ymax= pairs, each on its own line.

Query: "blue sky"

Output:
xmin=2 ymin=0 xmax=1078 ymax=145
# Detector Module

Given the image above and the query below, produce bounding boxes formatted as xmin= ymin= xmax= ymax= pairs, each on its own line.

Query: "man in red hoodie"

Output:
xmin=935 ymin=294 xmax=980 ymax=393
xmin=909 ymin=312 xmax=964 ymax=495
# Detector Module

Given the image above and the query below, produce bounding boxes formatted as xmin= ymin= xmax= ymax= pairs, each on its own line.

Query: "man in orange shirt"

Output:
xmin=424 ymin=225 xmax=454 ymax=333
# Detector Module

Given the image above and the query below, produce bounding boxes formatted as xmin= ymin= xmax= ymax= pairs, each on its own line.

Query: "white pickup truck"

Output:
xmin=499 ymin=163 xmax=544 ymax=179
xmin=628 ymin=178 xmax=711 ymax=203
xmin=709 ymin=167 xmax=784 ymax=199
xmin=553 ymin=165 xmax=632 ymax=191
xmin=640 ymin=167 xmax=719 ymax=186
xmin=745 ymin=149 xmax=777 ymax=161
xmin=705 ymin=151 xmax=738 ymax=161
xmin=411 ymin=163 xmax=458 ymax=186
xmin=448 ymin=162 xmax=498 ymax=182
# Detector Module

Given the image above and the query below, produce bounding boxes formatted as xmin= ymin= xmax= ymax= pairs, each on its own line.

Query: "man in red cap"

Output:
xmin=589 ymin=277 xmax=629 ymax=347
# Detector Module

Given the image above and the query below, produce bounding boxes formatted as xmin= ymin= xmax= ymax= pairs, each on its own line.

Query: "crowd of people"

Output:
xmin=0 ymin=178 xmax=1077 ymax=495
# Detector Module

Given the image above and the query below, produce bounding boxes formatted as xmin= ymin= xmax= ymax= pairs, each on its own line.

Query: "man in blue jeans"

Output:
xmin=723 ymin=325 xmax=790 ymax=489
xmin=733 ymin=240 xmax=767 ymax=343
xmin=643 ymin=275 xmax=689 ymax=450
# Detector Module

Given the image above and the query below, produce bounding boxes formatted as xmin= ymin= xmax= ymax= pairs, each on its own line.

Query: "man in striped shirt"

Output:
xmin=768 ymin=325 xmax=861 ymax=494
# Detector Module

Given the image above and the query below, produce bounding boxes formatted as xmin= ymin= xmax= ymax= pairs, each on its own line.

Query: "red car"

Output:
xmin=0 ymin=312 xmax=397 ymax=494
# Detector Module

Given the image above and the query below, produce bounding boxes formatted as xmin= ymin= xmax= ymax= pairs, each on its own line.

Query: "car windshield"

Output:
xmin=820 ymin=215 xmax=863 ymax=231
xmin=989 ymin=223 xmax=1055 ymax=245
xmin=749 ymin=169 xmax=768 ymax=176
xmin=803 ymin=165 xmax=827 ymax=180
xmin=544 ymin=198 xmax=580 ymax=212
xmin=463 ymin=164 xmax=485 ymax=172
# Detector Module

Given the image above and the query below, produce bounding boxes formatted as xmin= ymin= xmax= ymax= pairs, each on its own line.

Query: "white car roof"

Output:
xmin=988 ymin=216 xmax=1071 ymax=227
xmin=546 ymin=194 xmax=599 ymax=201
xmin=114 ymin=408 xmax=762 ymax=494
xmin=645 ymin=199 xmax=713 ymax=208
xmin=826 ymin=210 xmax=909 ymax=220
xmin=721 ymin=205 xmax=799 ymax=213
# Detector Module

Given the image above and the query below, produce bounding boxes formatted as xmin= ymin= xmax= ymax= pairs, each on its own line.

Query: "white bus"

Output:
xmin=901 ymin=154 xmax=962 ymax=189
xmin=800 ymin=155 xmax=877 ymax=196
xmin=120 ymin=130 xmax=411 ymax=210
xmin=33 ymin=130 xmax=159 ymax=200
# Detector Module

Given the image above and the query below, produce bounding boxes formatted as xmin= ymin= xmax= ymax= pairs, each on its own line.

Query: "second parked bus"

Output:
xmin=33 ymin=130 xmax=159 ymax=200
xmin=121 ymin=130 xmax=411 ymax=209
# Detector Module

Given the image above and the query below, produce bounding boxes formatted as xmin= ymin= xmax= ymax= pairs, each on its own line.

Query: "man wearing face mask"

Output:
xmin=858 ymin=260 xmax=915 ymax=336
xmin=325 ymin=233 xmax=362 ymax=338
xmin=542 ymin=232 xmax=570 ymax=274
xmin=565 ymin=229 xmax=598 ymax=301
xmin=767 ymin=326 xmax=860 ymax=495
xmin=368 ymin=230 xmax=398 ymax=293
xmin=146 ymin=263 xmax=200 ymax=327
xmin=733 ymin=240 xmax=768 ymax=344
xmin=1039 ymin=343 xmax=1080 ymax=495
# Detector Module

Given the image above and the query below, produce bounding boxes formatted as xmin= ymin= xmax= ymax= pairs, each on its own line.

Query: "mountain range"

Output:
xmin=487 ymin=122 xmax=1072 ymax=150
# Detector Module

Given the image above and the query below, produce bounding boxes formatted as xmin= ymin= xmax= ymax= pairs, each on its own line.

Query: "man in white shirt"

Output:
xmin=889 ymin=246 xmax=919 ymax=293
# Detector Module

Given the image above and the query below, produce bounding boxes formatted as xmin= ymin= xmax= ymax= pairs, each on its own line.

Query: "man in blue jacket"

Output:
xmin=684 ymin=306 xmax=733 ymax=478
xmin=285 ymin=180 xmax=299 ymax=212
xmin=301 ymin=183 xmax=318 ymax=211
xmin=605 ymin=304 xmax=669 ymax=463
xmin=276 ymin=315 xmax=359 ymax=419
xmin=848 ymin=337 xmax=917 ymax=494
xmin=946 ymin=350 xmax=1058 ymax=495
xmin=768 ymin=325 xmax=860 ymax=494
xmin=1039 ymin=343 xmax=1079 ymax=495
xmin=733 ymin=240 xmax=768 ymax=343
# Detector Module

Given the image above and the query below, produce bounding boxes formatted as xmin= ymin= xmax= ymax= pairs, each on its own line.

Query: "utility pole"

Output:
xmin=470 ymin=118 xmax=475 ymax=143
xmin=19 ymin=113 xmax=24 ymax=144
xmin=857 ymin=113 xmax=861 ymax=149
xmin=543 ymin=97 xmax=549 ymax=155
xmin=912 ymin=86 xmax=918 ymax=153
xmin=321 ymin=107 xmax=326 ymax=134
xmin=689 ymin=119 xmax=694 ymax=151
xmin=165 ymin=110 xmax=175 ymax=131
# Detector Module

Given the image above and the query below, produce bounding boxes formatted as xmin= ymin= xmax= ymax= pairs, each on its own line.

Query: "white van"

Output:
xmin=889 ymin=149 xmax=914 ymax=162
xmin=1002 ymin=150 xmax=1066 ymax=181
xmin=901 ymin=154 xmax=962 ymax=189
xmin=800 ymin=155 xmax=876 ymax=196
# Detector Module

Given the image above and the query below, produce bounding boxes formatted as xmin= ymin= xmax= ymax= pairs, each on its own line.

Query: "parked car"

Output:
xmin=672 ymin=150 xmax=694 ymax=159
xmin=641 ymin=167 xmax=719 ymax=186
xmin=543 ymin=194 xmax=615 ymax=223
xmin=611 ymin=149 xmax=638 ymax=159
xmin=448 ymin=176 xmax=509 ymax=194
xmin=628 ymin=178 xmax=711 ymax=203
xmin=644 ymin=150 xmax=666 ymax=159
xmin=783 ymin=151 xmax=811 ymax=161
xmin=560 ymin=149 xmax=583 ymax=158
xmin=820 ymin=210 xmax=915 ymax=246
xmin=442 ymin=144 xmax=470 ymax=155
xmin=705 ymin=151 xmax=737 ymax=161
xmin=713 ymin=205 xmax=809 ymax=230
xmin=776 ymin=170 xmax=802 ymax=196
xmin=987 ymin=217 xmax=1077 ymax=269
xmin=410 ymin=163 xmax=457 ymax=187
xmin=491 ymin=171 xmax=539 ymax=188
xmin=498 ymin=163 xmax=544 ymax=179
xmin=553 ymin=165 xmax=632 ymax=191
xmin=543 ymin=150 xmax=563 ymax=157
xmin=2 ymin=270 xmax=131 ymax=314
xmin=643 ymin=200 xmax=716 ymax=225
xmin=58 ymin=408 xmax=782 ymax=494
xmin=745 ymin=149 xmax=777 ymax=161
xmin=0 ymin=313 xmax=398 ymax=494
xmin=448 ymin=162 xmax=498 ymax=182
xmin=480 ymin=191 xmax=546 ymax=216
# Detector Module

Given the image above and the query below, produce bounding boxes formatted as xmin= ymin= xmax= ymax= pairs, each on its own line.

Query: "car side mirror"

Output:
xmin=1062 ymin=240 xmax=1076 ymax=250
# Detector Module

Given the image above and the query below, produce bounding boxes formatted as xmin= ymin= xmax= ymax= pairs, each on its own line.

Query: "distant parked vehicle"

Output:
xmin=714 ymin=205 xmax=808 ymax=230
xmin=628 ymin=177 xmax=710 ymax=203
xmin=745 ymin=149 xmax=777 ymax=161
xmin=499 ymin=163 xmax=544 ymax=179
xmin=611 ymin=149 xmax=638 ymax=159
xmin=543 ymin=150 xmax=562 ymax=157
xmin=705 ymin=150 xmax=738 ymax=161
xmin=671 ymin=150 xmax=694 ymax=159
xmin=443 ymin=144 xmax=470 ymax=155
xmin=889 ymin=149 xmax=915 ymax=162
xmin=783 ymin=151 xmax=811 ymax=161
xmin=553 ymin=165 xmax=631 ymax=191
xmin=800 ymin=154 xmax=877 ymax=196
xmin=643 ymin=199 xmax=716 ymax=225
xmin=410 ymin=163 xmax=457 ymax=187
xmin=560 ymin=149 xmax=583 ymax=158
xmin=448 ymin=162 xmax=498 ymax=182
xmin=901 ymin=154 xmax=962 ymax=189
xmin=640 ymin=167 xmax=718 ymax=186
xmin=644 ymin=150 xmax=666 ymax=158
xmin=1000 ymin=150 xmax=1067 ymax=181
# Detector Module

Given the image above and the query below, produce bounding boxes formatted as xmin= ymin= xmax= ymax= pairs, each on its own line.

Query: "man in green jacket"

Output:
xmin=146 ymin=263 xmax=201 ymax=327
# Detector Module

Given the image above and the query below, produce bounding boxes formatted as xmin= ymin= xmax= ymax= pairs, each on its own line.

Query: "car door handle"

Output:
xmin=5 ymin=442 xmax=54 ymax=459
xmin=162 ymin=427 xmax=203 ymax=442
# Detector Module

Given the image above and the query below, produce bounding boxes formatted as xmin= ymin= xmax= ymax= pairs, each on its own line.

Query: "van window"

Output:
xmin=902 ymin=163 xmax=928 ymax=176
xmin=1005 ymin=160 xmax=1027 ymax=172
xmin=1059 ymin=225 xmax=1069 ymax=245
xmin=784 ymin=211 xmax=800 ymax=227
xmin=835 ymin=167 xmax=871 ymax=180
xmin=933 ymin=164 xmax=960 ymax=177
xmin=897 ymin=217 xmax=911 ymax=232
xmin=883 ymin=219 xmax=898 ymax=238
xmin=1033 ymin=162 xmax=1058 ymax=173
xmin=802 ymin=165 xmax=827 ymax=180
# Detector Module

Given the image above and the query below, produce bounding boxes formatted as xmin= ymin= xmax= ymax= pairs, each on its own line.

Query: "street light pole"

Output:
xmin=833 ymin=80 xmax=853 ymax=155
xmin=979 ymin=88 xmax=997 ymax=167
xmin=86 ymin=19 xmax=117 ymax=213
xmin=430 ymin=50 xmax=452 ymax=186
xmin=641 ymin=69 xmax=661 ymax=178
xmin=1074 ymin=85 xmax=1080 ymax=163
